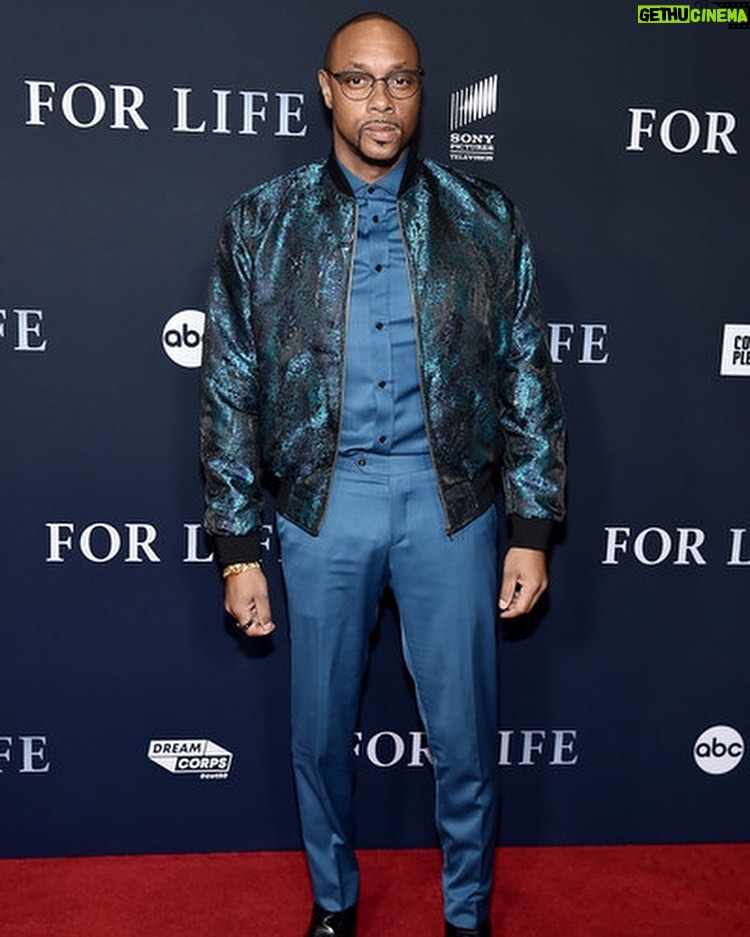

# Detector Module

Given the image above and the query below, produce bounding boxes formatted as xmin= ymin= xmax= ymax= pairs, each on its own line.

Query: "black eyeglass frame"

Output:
xmin=324 ymin=68 xmax=424 ymax=100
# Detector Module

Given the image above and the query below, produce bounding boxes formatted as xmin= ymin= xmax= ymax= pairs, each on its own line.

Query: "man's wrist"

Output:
xmin=222 ymin=561 xmax=261 ymax=578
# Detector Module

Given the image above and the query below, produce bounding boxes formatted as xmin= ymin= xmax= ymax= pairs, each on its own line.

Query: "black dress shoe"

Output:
xmin=444 ymin=918 xmax=490 ymax=937
xmin=304 ymin=902 xmax=357 ymax=937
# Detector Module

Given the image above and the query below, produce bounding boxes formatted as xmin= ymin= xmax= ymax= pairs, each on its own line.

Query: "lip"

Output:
xmin=362 ymin=121 xmax=400 ymax=142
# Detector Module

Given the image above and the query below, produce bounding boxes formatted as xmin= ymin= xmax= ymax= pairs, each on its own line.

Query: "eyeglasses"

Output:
xmin=325 ymin=68 xmax=424 ymax=101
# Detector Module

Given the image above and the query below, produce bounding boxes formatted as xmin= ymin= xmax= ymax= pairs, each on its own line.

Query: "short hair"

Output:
xmin=323 ymin=12 xmax=421 ymax=69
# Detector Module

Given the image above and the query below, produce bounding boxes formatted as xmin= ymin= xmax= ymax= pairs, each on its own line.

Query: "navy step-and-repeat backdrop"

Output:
xmin=1 ymin=1 xmax=748 ymax=857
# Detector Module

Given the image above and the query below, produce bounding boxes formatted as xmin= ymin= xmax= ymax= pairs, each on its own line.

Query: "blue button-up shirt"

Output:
xmin=338 ymin=157 xmax=429 ymax=456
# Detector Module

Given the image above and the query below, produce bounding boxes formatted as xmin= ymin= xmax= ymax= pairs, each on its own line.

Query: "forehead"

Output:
xmin=328 ymin=19 xmax=419 ymax=69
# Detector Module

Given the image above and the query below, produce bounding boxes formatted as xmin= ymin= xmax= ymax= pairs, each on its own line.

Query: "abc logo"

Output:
xmin=162 ymin=309 xmax=205 ymax=369
xmin=693 ymin=725 xmax=745 ymax=775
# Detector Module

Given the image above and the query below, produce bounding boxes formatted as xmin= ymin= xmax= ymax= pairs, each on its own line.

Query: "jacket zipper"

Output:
xmin=397 ymin=200 xmax=454 ymax=536
xmin=317 ymin=201 xmax=358 ymax=529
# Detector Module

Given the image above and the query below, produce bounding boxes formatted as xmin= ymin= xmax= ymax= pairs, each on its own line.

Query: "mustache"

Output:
xmin=360 ymin=119 xmax=400 ymax=129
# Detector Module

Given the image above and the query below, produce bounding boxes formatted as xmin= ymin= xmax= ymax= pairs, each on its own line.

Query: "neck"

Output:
xmin=334 ymin=142 xmax=407 ymax=183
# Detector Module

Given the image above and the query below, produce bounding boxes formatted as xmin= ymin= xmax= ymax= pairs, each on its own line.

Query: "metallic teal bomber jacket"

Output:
xmin=200 ymin=153 xmax=566 ymax=564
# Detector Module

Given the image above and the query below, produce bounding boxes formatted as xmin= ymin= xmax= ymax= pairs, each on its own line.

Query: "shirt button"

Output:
xmin=374 ymin=264 xmax=383 ymax=272
xmin=368 ymin=186 xmax=375 ymax=194
xmin=372 ymin=215 xmax=380 ymax=223
xmin=357 ymin=457 xmax=366 ymax=466
xmin=379 ymin=435 xmax=387 ymax=444
xmin=378 ymin=380 xmax=386 ymax=388
xmin=375 ymin=322 xmax=384 ymax=330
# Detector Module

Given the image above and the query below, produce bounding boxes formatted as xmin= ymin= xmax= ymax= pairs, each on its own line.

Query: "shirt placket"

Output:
xmin=367 ymin=187 xmax=394 ymax=453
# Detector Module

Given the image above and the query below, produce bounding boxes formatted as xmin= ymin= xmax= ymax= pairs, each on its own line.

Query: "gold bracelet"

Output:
xmin=222 ymin=561 xmax=261 ymax=578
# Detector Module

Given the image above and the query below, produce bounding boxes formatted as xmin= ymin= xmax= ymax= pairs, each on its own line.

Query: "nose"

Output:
xmin=368 ymin=78 xmax=393 ymax=110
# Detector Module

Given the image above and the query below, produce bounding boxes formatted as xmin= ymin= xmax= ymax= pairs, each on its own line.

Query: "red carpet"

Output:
xmin=1 ymin=845 xmax=748 ymax=936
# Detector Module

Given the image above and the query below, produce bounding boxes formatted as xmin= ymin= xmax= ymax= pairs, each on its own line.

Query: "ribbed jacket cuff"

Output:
xmin=212 ymin=533 xmax=262 ymax=566
xmin=508 ymin=515 xmax=555 ymax=552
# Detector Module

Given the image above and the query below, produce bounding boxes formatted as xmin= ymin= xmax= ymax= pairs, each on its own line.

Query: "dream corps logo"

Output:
xmin=448 ymin=74 xmax=498 ymax=163
xmin=147 ymin=739 xmax=233 ymax=779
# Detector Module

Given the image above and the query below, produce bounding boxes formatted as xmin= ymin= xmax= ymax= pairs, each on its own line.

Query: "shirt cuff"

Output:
xmin=212 ymin=533 xmax=262 ymax=566
xmin=508 ymin=515 xmax=555 ymax=552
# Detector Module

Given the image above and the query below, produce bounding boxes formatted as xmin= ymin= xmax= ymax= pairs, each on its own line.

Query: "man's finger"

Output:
xmin=235 ymin=607 xmax=276 ymax=637
xmin=225 ymin=568 xmax=275 ymax=634
xmin=238 ymin=619 xmax=276 ymax=637
xmin=253 ymin=591 xmax=273 ymax=628
xmin=500 ymin=585 xmax=534 ymax=618
xmin=498 ymin=574 xmax=520 ymax=612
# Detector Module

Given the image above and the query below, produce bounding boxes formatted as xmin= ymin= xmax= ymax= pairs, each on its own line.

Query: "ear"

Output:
xmin=318 ymin=69 xmax=333 ymax=110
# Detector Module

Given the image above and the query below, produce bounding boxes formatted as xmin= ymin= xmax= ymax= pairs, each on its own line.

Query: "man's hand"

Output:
xmin=498 ymin=547 xmax=548 ymax=619
xmin=224 ymin=568 xmax=275 ymax=637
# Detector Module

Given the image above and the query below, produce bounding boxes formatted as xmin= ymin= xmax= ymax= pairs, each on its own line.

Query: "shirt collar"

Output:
xmin=338 ymin=150 xmax=408 ymax=200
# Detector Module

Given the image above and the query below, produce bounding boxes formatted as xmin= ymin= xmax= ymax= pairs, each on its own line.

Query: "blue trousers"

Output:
xmin=277 ymin=453 xmax=499 ymax=929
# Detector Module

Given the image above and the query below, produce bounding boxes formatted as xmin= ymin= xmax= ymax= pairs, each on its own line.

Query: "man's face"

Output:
xmin=318 ymin=18 xmax=421 ymax=182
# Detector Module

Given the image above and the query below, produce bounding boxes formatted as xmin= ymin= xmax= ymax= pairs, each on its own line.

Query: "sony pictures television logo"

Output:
xmin=148 ymin=739 xmax=233 ymax=779
xmin=162 ymin=309 xmax=205 ymax=368
xmin=448 ymin=75 xmax=498 ymax=163
xmin=693 ymin=726 xmax=745 ymax=775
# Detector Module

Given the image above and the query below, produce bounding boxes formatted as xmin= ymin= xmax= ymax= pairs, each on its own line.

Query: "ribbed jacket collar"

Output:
xmin=325 ymin=147 xmax=420 ymax=199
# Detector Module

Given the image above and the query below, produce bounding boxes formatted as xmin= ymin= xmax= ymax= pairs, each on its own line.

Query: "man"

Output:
xmin=200 ymin=12 xmax=565 ymax=937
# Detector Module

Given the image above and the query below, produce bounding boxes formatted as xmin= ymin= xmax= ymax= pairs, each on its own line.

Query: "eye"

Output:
xmin=390 ymin=72 xmax=416 ymax=89
xmin=343 ymin=72 xmax=369 ymax=88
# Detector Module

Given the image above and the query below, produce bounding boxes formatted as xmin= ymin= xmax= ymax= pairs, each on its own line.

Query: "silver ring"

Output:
xmin=235 ymin=619 xmax=250 ymax=631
